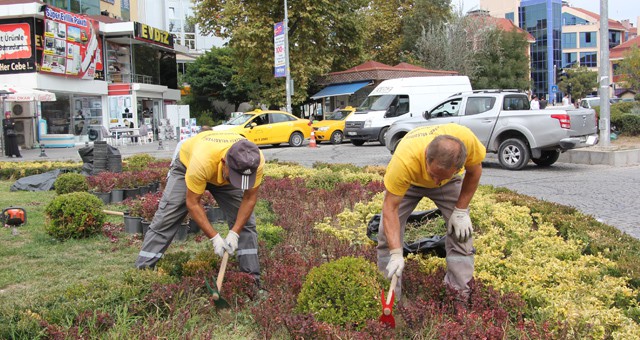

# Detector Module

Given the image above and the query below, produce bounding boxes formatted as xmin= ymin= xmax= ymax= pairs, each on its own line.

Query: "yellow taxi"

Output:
xmin=312 ymin=106 xmax=356 ymax=144
xmin=212 ymin=109 xmax=311 ymax=147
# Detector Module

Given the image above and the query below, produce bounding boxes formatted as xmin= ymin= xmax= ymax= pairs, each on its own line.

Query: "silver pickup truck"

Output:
xmin=384 ymin=90 xmax=599 ymax=170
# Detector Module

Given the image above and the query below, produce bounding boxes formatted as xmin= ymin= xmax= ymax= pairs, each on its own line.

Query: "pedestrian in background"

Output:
xmin=530 ymin=95 xmax=540 ymax=110
xmin=3 ymin=111 xmax=22 ymax=158
xmin=539 ymin=96 xmax=548 ymax=109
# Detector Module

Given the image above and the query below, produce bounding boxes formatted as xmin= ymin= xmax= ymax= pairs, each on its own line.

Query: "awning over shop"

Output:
xmin=310 ymin=81 xmax=370 ymax=100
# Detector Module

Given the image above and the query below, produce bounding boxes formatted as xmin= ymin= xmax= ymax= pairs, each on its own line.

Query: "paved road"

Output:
xmin=10 ymin=140 xmax=640 ymax=238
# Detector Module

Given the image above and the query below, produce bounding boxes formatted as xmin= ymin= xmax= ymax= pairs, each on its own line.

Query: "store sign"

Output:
xmin=0 ymin=20 xmax=37 ymax=74
xmin=134 ymin=22 xmax=174 ymax=49
xmin=41 ymin=6 xmax=104 ymax=80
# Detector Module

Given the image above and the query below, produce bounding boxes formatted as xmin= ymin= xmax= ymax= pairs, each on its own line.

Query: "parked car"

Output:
xmin=579 ymin=97 xmax=600 ymax=109
xmin=211 ymin=109 xmax=311 ymax=147
xmin=385 ymin=90 xmax=598 ymax=170
xmin=311 ymin=106 xmax=356 ymax=144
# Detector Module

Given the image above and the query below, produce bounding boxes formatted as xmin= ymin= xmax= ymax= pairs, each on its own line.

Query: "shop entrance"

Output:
xmin=137 ymin=99 xmax=162 ymax=140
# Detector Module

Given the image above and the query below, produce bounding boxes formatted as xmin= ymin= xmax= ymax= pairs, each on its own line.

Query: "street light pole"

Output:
xmin=599 ymin=0 xmax=610 ymax=146
xmin=284 ymin=0 xmax=292 ymax=113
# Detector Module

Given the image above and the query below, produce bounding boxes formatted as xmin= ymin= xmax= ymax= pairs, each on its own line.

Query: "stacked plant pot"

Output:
xmin=92 ymin=141 xmax=108 ymax=174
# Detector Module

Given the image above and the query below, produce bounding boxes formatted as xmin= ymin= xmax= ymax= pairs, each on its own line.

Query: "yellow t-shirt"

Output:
xmin=179 ymin=131 xmax=265 ymax=194
xmin=384 ymin=124 xmax=486 ymax=196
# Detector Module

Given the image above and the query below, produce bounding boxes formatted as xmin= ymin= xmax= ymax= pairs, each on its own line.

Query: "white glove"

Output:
xmin=447 ymin=207 xmax=473 ymax=242
xmin=210 ymin=234 xmax=227 ymax=258
xmin=385 ymin=248 xmax=405 ymax=279
xmin=225 ymin=230 xmax=239 ymax=254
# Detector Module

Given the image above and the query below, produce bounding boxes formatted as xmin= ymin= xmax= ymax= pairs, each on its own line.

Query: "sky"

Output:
xmin=457 ymin=0 xmax=639 ymax=26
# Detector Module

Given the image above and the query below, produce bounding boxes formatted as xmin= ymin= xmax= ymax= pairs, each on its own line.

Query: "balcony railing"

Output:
xmin=108 ymin=73 xmax=156 ymax=85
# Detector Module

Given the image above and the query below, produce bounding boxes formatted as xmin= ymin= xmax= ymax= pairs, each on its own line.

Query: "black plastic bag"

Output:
xmin=367 ymin=208 xmax=446 ymax=258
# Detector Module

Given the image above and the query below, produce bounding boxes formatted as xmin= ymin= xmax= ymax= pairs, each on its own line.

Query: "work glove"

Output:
xmin=447 ymin=207 xmax=473 ymax=242
xmin=210 ymin=234 xmax=227 ymax=258
xmin=225 ymin=230 xmax=239 ymax=254
xmin=385 ymin=248 xmax=405 ymax=279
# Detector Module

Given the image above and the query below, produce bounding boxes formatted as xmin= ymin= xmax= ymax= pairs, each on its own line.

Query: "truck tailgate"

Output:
xmin=567 ymin=108 xmax=598 ymax=136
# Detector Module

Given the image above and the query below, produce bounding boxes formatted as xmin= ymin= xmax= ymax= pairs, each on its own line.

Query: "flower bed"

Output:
xmin=2 ymin=161 xmax=640 ymax=339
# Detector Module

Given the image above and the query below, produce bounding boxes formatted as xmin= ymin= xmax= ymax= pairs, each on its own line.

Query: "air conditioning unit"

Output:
xmin=10 ymin=102 xmax=33 ymax=148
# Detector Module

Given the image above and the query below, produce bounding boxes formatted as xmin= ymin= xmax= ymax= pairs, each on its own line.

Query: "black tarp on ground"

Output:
xmin=10 ymin=169 xmax=63 ymax=192
xmin=367 ymin=208 xmax=447 ymax=258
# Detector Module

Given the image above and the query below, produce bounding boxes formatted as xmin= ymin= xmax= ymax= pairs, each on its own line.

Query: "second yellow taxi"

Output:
xmin=311 ymin=106 xmax=355 ymax=144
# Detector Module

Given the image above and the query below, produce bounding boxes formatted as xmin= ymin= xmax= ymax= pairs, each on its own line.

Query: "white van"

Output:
xmin=343 ymin=76 xmax=472 ymax=146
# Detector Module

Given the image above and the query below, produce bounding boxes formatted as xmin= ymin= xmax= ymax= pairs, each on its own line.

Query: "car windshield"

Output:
xmin=356 ymin=95 xmax=396 ymax=112
xmin=326 ymin=110 xmax=351 ymax=120
xmin=226 ymin=113 xmax=255 ymax=125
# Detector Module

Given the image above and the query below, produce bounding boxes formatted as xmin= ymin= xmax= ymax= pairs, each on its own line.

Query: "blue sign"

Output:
xmin=551 ymin=85 xmax=558 ymax=93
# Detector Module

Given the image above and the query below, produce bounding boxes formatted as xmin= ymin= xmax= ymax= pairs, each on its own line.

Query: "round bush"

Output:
xmin=45 ymin=192 xmax=106 ymax=240
xmin=297 ymin=256 xmax=386 ymax=329
xmin=125 ymin=154 xmax=156 ymax=172
xmin=54 ymin=173 xmax=88 ymax=195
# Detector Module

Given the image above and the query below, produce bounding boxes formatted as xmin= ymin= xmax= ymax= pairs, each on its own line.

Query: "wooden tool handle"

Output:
xmin=383 ymin=274 xmax=398 ymax=314
xmin=216 ymin=251 xmax=229 ymax=293
xmin=103 ymin=210 xmax=124 ymax=216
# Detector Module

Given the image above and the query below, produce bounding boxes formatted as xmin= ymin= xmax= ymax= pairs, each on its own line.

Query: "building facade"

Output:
xmin=0 ymin=1 xmax=180 ymax=149
xmin=481 ymin=0 xmax=629 ymax=103
xmin=137 ymin=0 xmax=226 ymax=76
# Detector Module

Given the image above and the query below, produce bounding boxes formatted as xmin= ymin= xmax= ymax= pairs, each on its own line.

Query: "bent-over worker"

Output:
xmin=136 ymin=131 xmax=264 ymax=284
xmin=378 ymin=123 xmax=486 ymax=300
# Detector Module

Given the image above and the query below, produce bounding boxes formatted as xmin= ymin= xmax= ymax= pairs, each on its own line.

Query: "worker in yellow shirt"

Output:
xmin=379 ymin=123 xmax=486 ymax=301
xmin=136 ymin=131 xmax=265 ymax=284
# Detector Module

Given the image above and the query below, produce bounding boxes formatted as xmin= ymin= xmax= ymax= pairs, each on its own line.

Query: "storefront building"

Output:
xmin=0 ymin=2 xmax=180 ymax=149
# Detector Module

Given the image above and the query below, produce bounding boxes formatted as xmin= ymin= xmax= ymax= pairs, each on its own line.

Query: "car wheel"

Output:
xmin=498 ymin=138 xmax=530 ymax=170
xmin=378 ymin=127 xmax=389 ymax=146
xmin=350 ymin=140 xmax=365 ymax=146
xmin=330 ymin=131 xmax=344 ymax=144
xmin=531 ymin=150 xmax=560 ymax=167
xmin=289 ymin=132 xmax=304 ymax=147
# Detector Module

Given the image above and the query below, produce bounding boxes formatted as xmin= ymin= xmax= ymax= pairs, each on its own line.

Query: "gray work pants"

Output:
xmin=377 ymin=176 xmax=475 ymax=300
xmin=135 ymin=159 xmax=260 ymax=279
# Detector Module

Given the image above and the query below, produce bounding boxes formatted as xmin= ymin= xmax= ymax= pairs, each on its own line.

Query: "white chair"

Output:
xmin=101 ymin=126 xmax=115 ymax=146
xmin=138 ymin=124 xmax=149 ymax=144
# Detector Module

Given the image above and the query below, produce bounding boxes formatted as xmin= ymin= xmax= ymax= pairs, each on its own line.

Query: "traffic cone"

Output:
xmin=309 ymin=130 xmax=318 ymax=148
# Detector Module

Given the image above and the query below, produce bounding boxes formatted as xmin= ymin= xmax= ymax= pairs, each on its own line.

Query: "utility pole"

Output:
xmin=284 ymin=0 xmax=292 ymax=113
xmin=599 ymin=0 xmax=610 ymax=146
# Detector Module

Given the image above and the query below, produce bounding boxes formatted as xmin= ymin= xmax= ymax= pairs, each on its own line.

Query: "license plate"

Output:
xmin=347 ymin=132 xmax=356 ymax=136
xmin=586 ymin=135 xmax=597 ymax=145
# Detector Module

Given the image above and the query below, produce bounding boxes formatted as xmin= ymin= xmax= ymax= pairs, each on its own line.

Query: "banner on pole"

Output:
xmin=273 ymin=22 xmax=285 ymax=78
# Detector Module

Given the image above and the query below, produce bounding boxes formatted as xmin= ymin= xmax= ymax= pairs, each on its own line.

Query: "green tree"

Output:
xmin=360 ymin=0 xmax=411 ymax=65
xmin=615 ymin=46 xmax=640 ymax=91
xmin=557 ymin=65 xmax=598 ymax=101
xmin=413 ymin=13 xmax=481 ymax=77
xmin=401 ymin=0 xmax=452 ymax=52
xmin=472 ymin=28 xmax=531 ymax=90
xmin=192 ymin=0 xmax=368 ymax=112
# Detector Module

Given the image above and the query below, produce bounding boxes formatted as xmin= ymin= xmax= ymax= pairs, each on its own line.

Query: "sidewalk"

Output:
xmin=4 ymin=140 xmax=179 ymax=163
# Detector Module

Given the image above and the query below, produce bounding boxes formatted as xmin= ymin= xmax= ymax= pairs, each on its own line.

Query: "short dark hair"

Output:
xmin=426 ymin=135 xmax=467 ymax=170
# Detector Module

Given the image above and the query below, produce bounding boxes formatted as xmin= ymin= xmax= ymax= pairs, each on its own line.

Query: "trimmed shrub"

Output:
xmin=257 ymin=223 xmax=285 ymax=250
xmin=617 ymin=114 xmax=640 ymax=136
xmin=125 ymin=154 xmax=156 ymax=172
xmin=157 ymin=251 xmax=192 ymax=278
xmin=45 ymin=192 xmax=106 ymax=240
xmin=54 ymin=173 xmax=88 ymax=195
xmin=297 ymin=256 xmax=386 ymax=329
